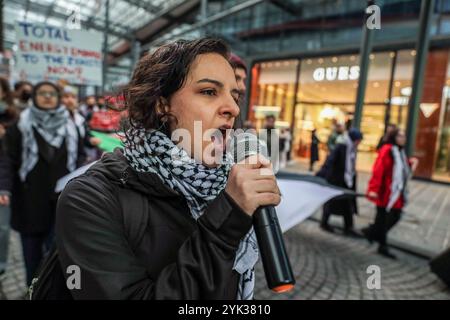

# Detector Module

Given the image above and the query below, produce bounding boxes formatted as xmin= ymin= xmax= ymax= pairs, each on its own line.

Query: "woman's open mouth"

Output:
xmin=211 ymin=126 xmax=231 ymax=153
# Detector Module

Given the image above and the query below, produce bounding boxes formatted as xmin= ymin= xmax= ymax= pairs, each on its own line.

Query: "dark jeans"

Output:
xmin=321 ymin=202 xmax=354 ymax=231
xmin=366 ymin=206 xmax=402 ymax=247
xmin=21 ymin=229 xmax=54 ymax=286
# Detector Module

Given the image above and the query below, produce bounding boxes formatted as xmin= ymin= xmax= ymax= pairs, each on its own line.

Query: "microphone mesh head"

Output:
xmin=229 ymin=132 xmax=268 ymax=163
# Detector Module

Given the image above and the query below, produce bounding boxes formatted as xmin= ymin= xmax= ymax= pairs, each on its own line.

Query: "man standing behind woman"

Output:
xmin=362 ymin=128 xmax=418 ymax=259
xmin=0 ymin=81 xmax=86 ymax=285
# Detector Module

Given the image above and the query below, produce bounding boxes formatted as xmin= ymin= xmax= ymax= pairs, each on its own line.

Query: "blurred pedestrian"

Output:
xmin=279 ymin=128 xmax=292 ymax=169
xmin=376 ymin=123 xmax=397 ymax=151
xmin=362 ymin=128 xmax=418 ymax=259
xmin=0 ymin=77 xmax=19 ymax=276
xmin=79 ymin=95 xmax=97 ymax=121
xmin=96 ymin=95 xmax=107 ymax=110
xmin=327 ymin=122 xmax=345 ymax=153
xmin=0 ymin=77 xmax=18 ymax=138
xmin=310 ymin=129 xmax=320 ymax=172
xmin=317 ymin=128 xmax=363 ymax=235
xmin=62 ymin=87 xmax=101 ymax=163
xmin=261 ymin=114 xmax=280 ymax=172
xmin=13 ymin=81 xmax=33 ymax=111
xmin=243 ymin=120 xmax=256 ymax=131
xmin=0 ymin=81 xmax=86 ymax=285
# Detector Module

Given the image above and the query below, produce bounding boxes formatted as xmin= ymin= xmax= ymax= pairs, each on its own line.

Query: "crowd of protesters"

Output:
xmin=0 ymin=77 xmax=111 ymax=284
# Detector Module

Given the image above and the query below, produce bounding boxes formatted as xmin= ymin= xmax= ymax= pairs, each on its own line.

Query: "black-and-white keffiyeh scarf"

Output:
xmin=386 ymin=145 xmax=411 ymax=212
xmin=343 ymin=133 xmax=357 ymax=189
xmin=72 ymin=111 xmax=86 ymax=139
xmin=17 ymin=105 xmax=79 ymax=181
xmin=123 ymin=128 xmax=259 ymax=300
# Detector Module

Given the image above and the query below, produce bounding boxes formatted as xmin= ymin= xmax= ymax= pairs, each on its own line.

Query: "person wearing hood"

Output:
xmin=0 ymin=81 xmax=86 ymax=285
xmin=13 ymin=81 xmax=33 ymax=112
xmin=317 ymin=128 xmax=363 ymax=236
xmin=362 ymin=128 xmax=418 ymax=259
xmin=0 ymin=77 xmax=19 ymax=276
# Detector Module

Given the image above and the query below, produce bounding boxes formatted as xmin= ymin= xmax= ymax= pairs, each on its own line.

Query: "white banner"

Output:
xmin=14 ymin=22 xmax=103 ymax=86
xmin=277 ymin=179 xmax=344 ymax=232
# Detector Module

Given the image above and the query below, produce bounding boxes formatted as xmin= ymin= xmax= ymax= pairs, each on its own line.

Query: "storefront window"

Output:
xmin=390 ymin=50 xmax=416 ymax=130
xmin=248 ymin=48 xmax=450 ymax=182
xmin=433 ymin=53 xmax=450 ymax=182
xmin=359 ymin=52 xmax=394 ymax=171
xmin=293 ymin=54 xmax=359 ymax=162
xmin=414 ymin=49 xmax=449 ymax=179
xmin=249 ymin=60 xmax=298 ymax=129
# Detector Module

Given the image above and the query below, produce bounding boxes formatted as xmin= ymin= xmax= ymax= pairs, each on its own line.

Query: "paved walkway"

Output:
xmin=1 ymin=221 xmax=449 ymax=300
xmin=0 ymin=232 xmax=26 ymax=300
xmin=1 ymin=161 xmax=449 ymax=299
xmin=282 ymin=161 xmax=450 ymax=257
xmin=254 ymin=220 xmax=450 ymax=300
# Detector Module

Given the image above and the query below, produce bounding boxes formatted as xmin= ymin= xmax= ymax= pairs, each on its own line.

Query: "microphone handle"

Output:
xmin=253 ymin=206 xmax=295 ymax=293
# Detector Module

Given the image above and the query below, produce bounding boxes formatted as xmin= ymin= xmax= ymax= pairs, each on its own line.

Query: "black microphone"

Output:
xmin=229 ymin=132 xmax=295 ymax=293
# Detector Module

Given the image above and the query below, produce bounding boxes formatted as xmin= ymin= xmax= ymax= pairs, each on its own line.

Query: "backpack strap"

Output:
xmin=116 ymin=186 xmax=149 ymax=254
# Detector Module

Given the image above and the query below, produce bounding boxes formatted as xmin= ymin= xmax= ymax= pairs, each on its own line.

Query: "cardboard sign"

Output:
xmin=15 ymin=22 xmax=102 ymax=86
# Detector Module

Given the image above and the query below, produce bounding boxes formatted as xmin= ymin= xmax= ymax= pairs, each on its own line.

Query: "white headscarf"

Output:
xmin=17 ymin=105 xmax=79 ymax=181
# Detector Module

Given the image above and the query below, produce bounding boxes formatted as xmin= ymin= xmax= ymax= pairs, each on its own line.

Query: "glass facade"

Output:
xmin=293 ymin=54 xmax=359 ymax=165
xmin=248 ymin=48 xmax=450 ymax=182
xmin=248 ymin=60 xmax=299 ymax=129
xmin=435 ymin=84 xmax=450 ymax=182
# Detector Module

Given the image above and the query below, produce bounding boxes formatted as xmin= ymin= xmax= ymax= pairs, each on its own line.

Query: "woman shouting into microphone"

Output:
xmin=54 ymin=38 xmax=281 ymax=300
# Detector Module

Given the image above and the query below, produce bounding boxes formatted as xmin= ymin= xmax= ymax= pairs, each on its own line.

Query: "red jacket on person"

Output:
xmin=367 ymin=144 xmax=411 ymax=210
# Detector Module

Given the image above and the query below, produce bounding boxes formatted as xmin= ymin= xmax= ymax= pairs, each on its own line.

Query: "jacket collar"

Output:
xmin=94 ymin=148 xmax=180 ymax=198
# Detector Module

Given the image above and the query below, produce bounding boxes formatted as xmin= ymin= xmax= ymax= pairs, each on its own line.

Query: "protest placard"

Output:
xmin=15 ymin=21 xmax=102 ymax=86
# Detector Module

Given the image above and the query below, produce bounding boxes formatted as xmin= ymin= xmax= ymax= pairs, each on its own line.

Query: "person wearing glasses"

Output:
xmin=0 ymin=81 xmax=85 ymax=285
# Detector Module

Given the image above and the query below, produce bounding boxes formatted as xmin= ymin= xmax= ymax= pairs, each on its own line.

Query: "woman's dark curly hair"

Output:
xmin=122 ymin=38 xmax=232 ymax=137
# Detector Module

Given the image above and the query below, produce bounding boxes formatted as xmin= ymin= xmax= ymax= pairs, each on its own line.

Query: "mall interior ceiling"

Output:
xmin=3 ymin=0 xmax=443 ymax=74
xmin=2 ymin=0 xmax=449 ymax=182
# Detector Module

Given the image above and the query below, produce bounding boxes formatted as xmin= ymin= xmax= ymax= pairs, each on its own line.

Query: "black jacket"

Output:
xmin=317 ymin=143 xmax=356 ymax=189
xmin=0 ymin=108 xmax=19 ymax=157
xmin=310 ymin=133 xmax=320 ymax=163
xmin=55 ymin=149 xmax=253 ymax=299
xmin=0 ymin=123 xmax=85 ymax=234
xmin=316 ymin=143 xmax=357 ymax=215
